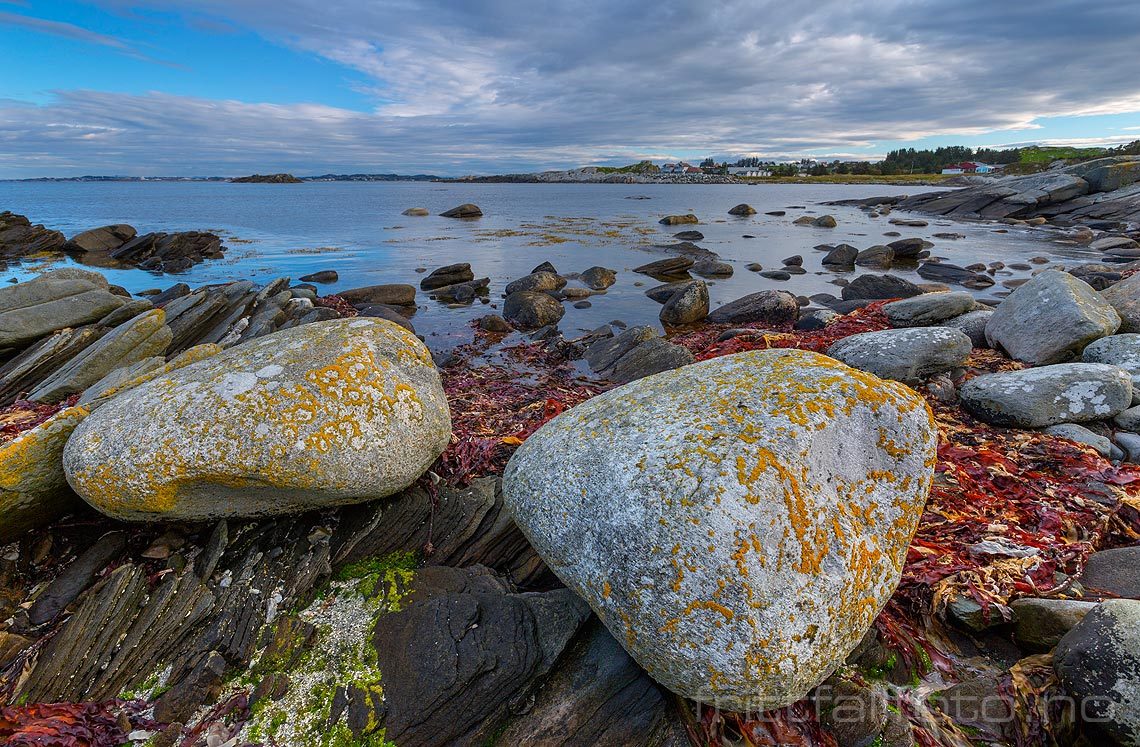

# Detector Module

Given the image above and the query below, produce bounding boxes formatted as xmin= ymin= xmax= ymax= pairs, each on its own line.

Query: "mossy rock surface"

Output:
xmin=64 ymin=318 xmax=451 ymax=520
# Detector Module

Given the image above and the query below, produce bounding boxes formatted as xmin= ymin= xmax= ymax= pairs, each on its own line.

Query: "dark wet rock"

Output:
xmin=933 ymin=232 xmax=965 ymax=240
xmin=841 ymin=274 xmax=924 ymax=301
xmin=299 ymin=270 xmax=338 ymax=283
xmin=1044 ymin=423 xmax=1123 ymax=460
xmin=660 ymin=280 xmax=709 ymax=325
xmin=0 ymin=212 xmax=67 ymax=258
xmin=658 ymin=214 xmax=698 ymax=225
xmin=782 ymin=254 xmax=803 ymax=267
xmin=888 ymin=217 xmax=928 ymax=227
xmin=428 ymin=277 xmax=490 ymax=302
xmin=607 ymin=338 xmax=695 ymax=383
xmin=827 ymin=327 xmax=972 ymax=384
xmin=960 ymin=363 xmax=1133 ymax=427
xmin=1102 ymin=273 xmax=1140 ymax=333
xmin=65 ymin=224 xmax=136 ymax=255
xmin=815 ymin=676 xmax=914 ymax=747
xmin=986 ymin=269 xmax=1120 ymax=365
xmin=357 ymin=304 xmax=416 ymax=332
xmin=1081 ymin=547 xmax=1140 ymax=599
xmin=440 ymin=203 xmax=483 ymax=218
xmin=644 ymin=281 xmax=691 ymax=304
xmin=1011 ymin=598 xmax=1097 ymax=653
xmin=822 ymin=244 xmax=858 ymax=267
xmin=633 ymin=257 xmax=694 ymax=277
xmin=796 ymin=308 xmax=840 ymax=330
xmin=765 ymin=210 xmax=786 ymax=216
xmin=28 ymin=531 xmax=128 ymax=627
xmin=401 ymin=207 xmax=430 ymax=216
xmin=503 ymin=291 xmax=565 ymax=330
xmin=812 ymin=214 xmax=838 ymax=228
xmin=421 ymin=263 xmax=475 ymax=290
xmin=153 ymin=650 xmax=228 ymax=724
xmin=151 ymin=283 xmax=191 ymax=305
xmin=917 ymin=262 xmax=995 ymax=288
xmin=580 ymin=266 xmax=617 ymax=290
xmin=373 ymin=565 xmax=591 ymax=747
xmin=573 ymin=300 xmax=591 ymax=309
xmin=707 ymin=290 xmax=799 ymax=326
xmin=1054 ymin=599 xmax=1140 ymax=746
xmin=652 ymin=240 xmax=719 ymax=261
xmin=531 ymin=261 xmax=557 ymax=274
xmin=585 ymin=325 xmax=657 ymax=373
xmin=673 ymin=230 xmax=704 ymax=240
xmin=746 ymin=262 xmax=763 ymax=272
xmin=886 ymin=238 xmax=929 ymax=258
xmin=781 ymin=265 xmax=807 ymax=275
xmin=111 ymin=231 xmax=225 ymax=273
xmin=690 ymin=259 xmax=734 ymax=277
xmin=728 ymin=203 xmax=757 ymax=216
xmin=333 ymin=283 xmax=420 ymax=307
xmin=884 ymin=291 xmax=976 ymax=327
xmin=477 ymin=314 xmax=511 ymax=333
xmin=941 ymin=309 xmax=993 ymax=348
xmin=505 ymin=271 xmax=567 ymax=296
xmin=760 ymin=270 xmax=791 ymax=280
xmin=856 ymin=245 xmax=894 ymax=267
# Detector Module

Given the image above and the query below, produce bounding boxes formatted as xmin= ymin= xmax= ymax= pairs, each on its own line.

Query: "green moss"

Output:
xmin=335 ymin=550 xmax=419 ymax=600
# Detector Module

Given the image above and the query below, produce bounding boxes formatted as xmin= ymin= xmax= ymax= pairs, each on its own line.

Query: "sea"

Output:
xmin=0 ymin=181 xmax=1101 ymax=349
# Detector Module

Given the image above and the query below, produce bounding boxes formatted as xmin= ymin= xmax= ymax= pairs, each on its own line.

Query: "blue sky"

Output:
xmin=1 ymin=0 xmax=1139 ymax=177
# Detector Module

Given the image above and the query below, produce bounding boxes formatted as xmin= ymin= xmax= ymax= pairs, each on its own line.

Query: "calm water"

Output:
xmin=0 ymin=181 xmax=1100 ymax=347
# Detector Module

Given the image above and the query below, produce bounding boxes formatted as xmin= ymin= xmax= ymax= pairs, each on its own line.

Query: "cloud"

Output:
xmin=0 ymin=9 xmax=183 ymax=68
xmin=3 ymin=0 xmax=1140 ymax=175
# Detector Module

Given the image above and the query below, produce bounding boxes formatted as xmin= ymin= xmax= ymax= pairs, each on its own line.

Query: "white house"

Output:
xmin=727 ymin=166 xmax=771 ymax=177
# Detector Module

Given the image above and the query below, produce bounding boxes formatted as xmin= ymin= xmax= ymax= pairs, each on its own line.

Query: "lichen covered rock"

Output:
xmin=64 ymin=318 xmax=451 ymax=520
xmin=0 ymin=406 xmax=88 ymax=542
xmin=503 ymin=348 xmax=937 ymax=711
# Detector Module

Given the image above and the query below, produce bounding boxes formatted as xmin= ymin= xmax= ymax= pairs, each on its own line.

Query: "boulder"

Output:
xmin=505 ymin=271 xmax=566 ymax=296
xmin=659 ymin=280 xmax=709 ymax=325
xmin=917 ymin=262 xmax=994 ymax=288
xmin=659 ymin=214 xmax=698 ymax=225
xmin=674 ymin=230 xmax=704 ymax=240
xmin=1054 ymin=600 xmax=1140 ymax=746
xmin=28 ymin=309 xmax=173 ymax=403
xmin=826 ymin=327 xmax=972 ymax=384
xmin=1083 ymin=334 xmax=1140 ymax=389
xmin=1102 ymin=273 xmax=1140 ymax=333
xmin=886 ymin=238 xmax=927 ymax=258
xmin=1081 ymin=547 xmax=1140 ymax=599
xmin=66 ymin=224 xmax=136 ymax=254
xmin=691 ymin=259 xmax=734 ymax=277
xmin=822 ymin=244 xmax=858 ymax=267
xmin=841 ymin=274 xmax=923 ymax=301
xmin=503 ymin=291 xmax=564 ymax=330
xmin=440 ymin=203 xmax=482 ymax=218
xmin=401 ymin=207 xmax=430 ymax=216
xmin=503 ymin=348 xmax=937 ymax=711
xmin=707 ymin=290 xmax=799 ymax=326
xmin=1011 ymin=598 xmax=1097 ymax=653
xmin=855 ymin=245 xmax=894 ymax=267
xmin=884 ymin=292 xmax=976 ymax=327
xmin=63 ymin=318 xmax=451 ymax=521
xmin=299 ymin=270 xmax=338 ymax=284
xmin=1044 ymin=423 xmax=1122 ymax=460
xmin=633 ymin=257 xmax=694 ymax=277
xmin=0 ymin=211 xmax=67 ymax=258
xmin=421 ymin=263 xmax=475 ymax=290
xmin=607 ymin=338 xmax=694 ymax=383
xmin=940 ymin=309 xmax=993 ymax=348
xmin=812 ymin=215 xmax=838 ymax=228
xmin=728 ymin=204 xmax=756 ymax=216
xmin=986 ymin=269 xmax=1120 ymax=365
xmin=357 ymin=304 xmax=416 ymax=332
xmin=0 ymin=277 xmax=126 ymax=351
xmin=959 ymin=363 xmax=1133 ymax=428
xmin=0 ymin=406 xmax=88 ymax=542
xmin=336 ymin=283 xmax=416 ymax=306
xmin=579 ymin=266 xmax=617 ymax=290
xmin=1116 ymin=405 xmax=1140 ymax=431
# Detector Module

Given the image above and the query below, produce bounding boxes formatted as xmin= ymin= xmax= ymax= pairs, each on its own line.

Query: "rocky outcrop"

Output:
xmin=985 ymin=269 xmax=1120 ymax=365
xmin=0 ymin=211 xmax=66 ymax=258
xmin=109 ymin=230 xmax=226 ymax=273
xmin=230 ymin=173 xmax=303 ymax=183
xmin=960 ymin=363 xmax=1133 ymax=427
xmin=503 ymin=348 xmax=937 ymax=711
xmin=0 ymin=273 xmax=126 ymax=353
xmin=64 ymin=224 xmax=137 ymax=255
xmin=64 ymin=318 xmax=451 ymax=521
xmin=827 ymin=327 xmax=972 ymax=384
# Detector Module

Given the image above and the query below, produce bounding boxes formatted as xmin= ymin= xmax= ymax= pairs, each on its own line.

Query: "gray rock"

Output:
xmin=659 ymin=214 xmax=698 ymax=225
xmin=1102 ymin=273 xmax=1140 ymax=333
xmin=1044 ymin=424 xmax=1123 ymax=460
xmin=1117 ymin=431 xmax=1140 ymax=463
xmin=659 ymin=280 xmax=709 ymax=325
xmin=917 ymin=262 xmax=994 ymax=288
xmin=645 ymin=280 xmax=692 ymax=304
xmin=606 ymin=338 xmax=694 ymax=383
xmin=439 ymin=203 xmax=482 ymax=218
xmin=28 ymin=309 xmax=173 ymax=403
xmin=337 ymin=283 xmax=416 ymax=306
xmin=760 ymin=270 xmax=791 ymax=280
xmin=940 ymin=309 xmax=993 ymax=348
xmin=841 ymin=274 xmax=924 ymax=301
xmin=503 ymin=348 xmax=937 ymax=711
xmin=1091 ymin=236 xmax=1140 ymax=252
xmin=633 ymin=257 xmax=694 ymax=276
xmin=357 ymin=304 xmax=416 ymax=332
xmin=986 ymin=269 xmax=1120 ymax=365
xmin=899 ymin=171 xmax=1089 ymax=220
xmin=503 ymin=291 xmax=565 ymax=330
xmin=673 ymin=230 xmax=704 ymax=240
xmin=477 ymin=314 xmax=511 ymax=333
xmin=707 ymin=290 xmax=799 ymax=326
xmin=427 ymin=277 xmax=489 ymax=302
xmin=66 ymin=224 xmax=136 ymax=254
xmin=0 ymin=325 xmax=107 ymax=406
xmin=822 ymin=244 xmax=858 ymax=266
xmin=580 ymin=266 xmax=617 ymax=290
xmin=855 ymin=245 xmax=894 ymax=267
xmin=401 ymin=207 xmax=430 ymax=216
xmin=585 ymin=325 xmax=656 ymax=373
xmin=1083 ymin=334 xmax=1140 ymax=389
xmin=728 ymin=203 xmax=756 ymax=216
xmin=0 ymin=279 xmax=126 ymax=351
xmin=796 ymin=308 xmax=840 ymax=330
xmin=1012 ymin=598 xmax=1097 ymax=653
xmin=421 ymin=263 xmax=474 ymax=290
xmin=1082 ymin=547 xmax=1140 ymax=599
xmin=691 ymin=259 xmax=734 ymax=277
xmin=959 ymin=363 xmax=1133 ymax=427
xmin=505 ymin=271 xmax=567 ymax=296
xmin=299 ymin=270 xmax=338 ymax=283
xmin=884 ymin=292 xmax=976 ymax=327
xmin=886 ymin=238 xmax=927 ymax=258
xmin=1115 ymin=405 xmax=1140 ymax=431
xmin=64 ymin=318 xmax=451 ymax=520
xmin=827 ymin=327 xmax=972 ymax=384
xmin=1054 ymin=600 xmax=1140 ymax=746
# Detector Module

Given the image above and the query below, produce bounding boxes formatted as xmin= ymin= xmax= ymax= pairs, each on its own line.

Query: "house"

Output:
xmin=941 ymin=161 xmax=997 ymax=175
xmin=727 ymin=166 xmax=772 ymax=177
xmin=684 ymin=165 xmax=703 ymax=174
xmin=660 ymin=161 xmax=694 ymax=174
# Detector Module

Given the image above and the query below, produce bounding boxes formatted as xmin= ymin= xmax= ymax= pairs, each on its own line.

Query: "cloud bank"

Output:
xmin=2 ymin=0 xmax=1139 ymax=176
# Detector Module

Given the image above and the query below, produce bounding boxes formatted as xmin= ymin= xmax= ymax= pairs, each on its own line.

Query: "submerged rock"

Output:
xmin=64 ymin=318 xmax=451 ymax=521
xmin=659 ymin=214 xmax=698 ymax=225
xmin=959 ymin=363 xmax=1133 ymax=428
xmin=401 ymin=207 xmax=430 ymax=216
xmin=579 ymin=266 xmax=617 ymax=290
xmin=986 ymin=269 xmax=1120 ymax=365
xmin=440 ymin=203 xmax=483 ymax=218
xmin=728 ymin=203 xmax=756 ymax=216
xmin=503 ymin=348 xmax=937 ymax=711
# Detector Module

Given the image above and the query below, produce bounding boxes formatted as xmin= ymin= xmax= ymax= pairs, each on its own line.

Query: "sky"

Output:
xmin=1 ymin=0 xmax=1139 ymax=177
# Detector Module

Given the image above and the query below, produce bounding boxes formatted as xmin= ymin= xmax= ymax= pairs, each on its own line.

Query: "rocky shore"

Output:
xmin=1 ymin=193 xmax=1140 ymax=747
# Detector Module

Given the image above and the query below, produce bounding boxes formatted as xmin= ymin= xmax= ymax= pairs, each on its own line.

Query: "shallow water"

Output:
xmin=0 ymin=181 xmax=1102 ymax=348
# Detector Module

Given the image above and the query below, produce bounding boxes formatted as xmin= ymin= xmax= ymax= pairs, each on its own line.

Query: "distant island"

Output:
xmin=230 ymin=173 xmax=303 ymax=183
xmin=5 ymin=172 xmax=442 ymax=183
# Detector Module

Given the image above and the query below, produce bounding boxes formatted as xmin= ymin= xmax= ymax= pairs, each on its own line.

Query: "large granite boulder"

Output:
xmin=1102 ymin=274 xmax=1140 ymax=333
xmin=707 ymin=290 xmax=799 ymax=326
xmin=884 ymin=292 xmax=976 ymax=328
xmin=1082 ymin=334 xmax=1140 ymax=389
xmin=959 ymin=363 xmax=1133 ymax=428
xmin=64 ymin=318 xmax=451 ymax=521
xmin=503 ymin=348 xmax=937 ymax=711
xmin=0 ymin=406 xmax=88 ymax=542
xmin=826 ymin=327 xmax=972 ymax=384
xmin=1054 ymin=600 xmax=1140 ymax=746
xmin=986 ymin=269 xmax=1120 ymax=365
